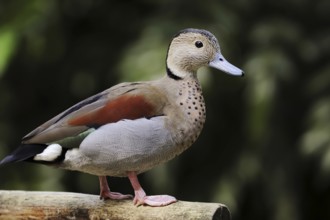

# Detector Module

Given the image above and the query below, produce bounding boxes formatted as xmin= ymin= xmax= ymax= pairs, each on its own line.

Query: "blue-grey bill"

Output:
xmin=209 ymin=53 xmax=244 ymax=76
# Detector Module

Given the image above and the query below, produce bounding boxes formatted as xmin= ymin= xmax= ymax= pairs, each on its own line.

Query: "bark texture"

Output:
xmin=0 ymin=190 xmax=231 ymax=220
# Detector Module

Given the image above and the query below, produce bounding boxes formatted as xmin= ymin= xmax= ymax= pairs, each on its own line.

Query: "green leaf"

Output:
xmin=0 ymin=28 xmax=18 ymax=77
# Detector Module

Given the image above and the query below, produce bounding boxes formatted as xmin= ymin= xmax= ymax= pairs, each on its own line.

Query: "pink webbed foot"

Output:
xmin=99 ymin=176 xmax=132 ymax=200
xmin=134 ymin=194 xmax=177 ymax=207
xmin=100 ymin=190 xmax=133 ymax=200
xmin=127 ymin=171 xmax=177 ymax=207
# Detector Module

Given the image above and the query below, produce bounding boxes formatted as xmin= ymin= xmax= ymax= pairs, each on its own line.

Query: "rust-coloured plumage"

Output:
xmin=68 ymin=95 xmax=156 ymax=127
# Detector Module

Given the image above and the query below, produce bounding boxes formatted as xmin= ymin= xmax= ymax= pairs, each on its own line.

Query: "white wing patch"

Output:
xmin=34 ymin=144 xmax=62 ymax=161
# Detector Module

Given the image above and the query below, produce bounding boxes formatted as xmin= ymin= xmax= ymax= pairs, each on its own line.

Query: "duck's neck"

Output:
xmin=166 ymin=57 xmax=198 ymax=80
xmin=166 ymin=66 xmax=183 ymax=80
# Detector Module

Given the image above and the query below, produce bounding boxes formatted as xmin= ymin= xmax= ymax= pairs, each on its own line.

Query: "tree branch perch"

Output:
xmin=0 ymin=190 xmax=230 ymax=220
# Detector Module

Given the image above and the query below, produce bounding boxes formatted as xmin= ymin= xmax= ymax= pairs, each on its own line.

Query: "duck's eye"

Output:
xmin=195 ymin=41 xmax=203 ymax=48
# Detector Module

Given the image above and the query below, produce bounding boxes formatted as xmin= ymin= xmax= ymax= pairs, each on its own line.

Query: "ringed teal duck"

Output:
xmin=0 ymin=28 xmax=243 ymax=206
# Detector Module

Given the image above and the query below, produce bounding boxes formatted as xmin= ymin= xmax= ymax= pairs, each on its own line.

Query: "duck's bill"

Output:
xmin=209 ymin=53 xmax=244 ymax=76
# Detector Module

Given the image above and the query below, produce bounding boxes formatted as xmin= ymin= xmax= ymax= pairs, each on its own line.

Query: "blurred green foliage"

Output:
xmin=0 ymin=0 xmax=330 ymax=219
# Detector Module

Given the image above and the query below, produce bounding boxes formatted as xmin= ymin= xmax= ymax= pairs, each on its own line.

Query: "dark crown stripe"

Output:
xmin=174 ymin=28 xmax=214 ymax=42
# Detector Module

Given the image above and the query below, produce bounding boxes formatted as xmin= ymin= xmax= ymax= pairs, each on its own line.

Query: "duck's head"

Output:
xmin=166 ymin=28 xmax=244 ymax=79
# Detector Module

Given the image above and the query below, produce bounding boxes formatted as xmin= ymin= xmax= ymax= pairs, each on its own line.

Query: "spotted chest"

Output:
xmin=176 ymin=79 xmax=206 ymax=147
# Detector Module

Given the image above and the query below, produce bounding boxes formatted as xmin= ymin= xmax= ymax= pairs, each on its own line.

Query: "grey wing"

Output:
xmin=76 ymin=116 xmax=176 ymax=175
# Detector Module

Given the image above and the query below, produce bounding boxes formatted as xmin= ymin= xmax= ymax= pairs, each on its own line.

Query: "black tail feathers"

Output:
xmin=0 ymin=144 xmax=47 ymax=165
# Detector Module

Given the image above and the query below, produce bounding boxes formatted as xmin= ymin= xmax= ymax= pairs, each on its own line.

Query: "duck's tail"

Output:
xmin=0 ymin=144 xmax=63 ymax=165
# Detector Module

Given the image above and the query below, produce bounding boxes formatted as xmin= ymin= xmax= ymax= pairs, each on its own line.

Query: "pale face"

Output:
xmin=166 ymin=29 xmax=244 ymax=78
xmin=167 ymin=32 xmax=219 ymax=75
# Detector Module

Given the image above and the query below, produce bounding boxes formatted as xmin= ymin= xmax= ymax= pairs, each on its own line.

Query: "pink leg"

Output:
xmin=99 ymin=176 xmax=132 ymax=200
xmin=127 ymin=171 xmax=177 ymax=206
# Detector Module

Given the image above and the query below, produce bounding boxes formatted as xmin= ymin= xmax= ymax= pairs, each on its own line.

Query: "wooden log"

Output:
xmin=0 ymin=190 xmax=231 ymax=220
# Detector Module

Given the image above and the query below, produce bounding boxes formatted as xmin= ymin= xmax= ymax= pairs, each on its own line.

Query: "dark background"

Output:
xmin=0 ymin=1 xmax=330 ymax=219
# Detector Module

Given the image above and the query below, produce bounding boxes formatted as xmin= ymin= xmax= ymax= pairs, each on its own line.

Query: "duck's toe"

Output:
xmin=134 ymin=195 xmax=177 ymax=207
xmin=100 ymin=191 xmax=133 ymax=200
